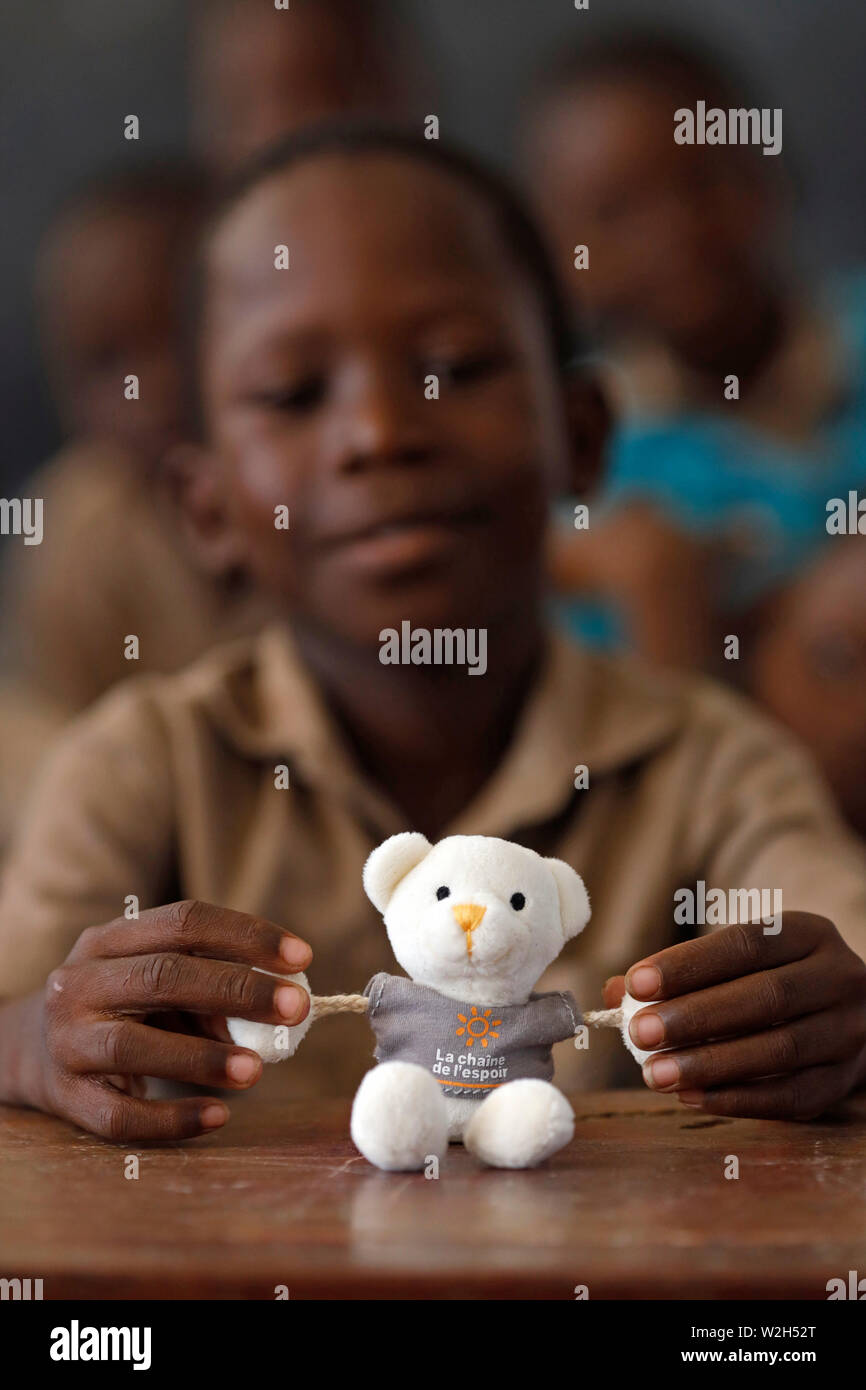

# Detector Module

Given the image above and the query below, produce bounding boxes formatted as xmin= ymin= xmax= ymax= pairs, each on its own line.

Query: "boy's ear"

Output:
xmin=162 ymin=443 xmax=248 ymax=578
xmin=562 ymin=371 xmax=612 ymax=499
xmin=363 ymin=833 xmax=432 ymax=915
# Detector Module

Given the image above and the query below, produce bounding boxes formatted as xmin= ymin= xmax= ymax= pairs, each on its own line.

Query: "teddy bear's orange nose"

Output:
xmin=452 ymin=903 xmax=486 ymax=955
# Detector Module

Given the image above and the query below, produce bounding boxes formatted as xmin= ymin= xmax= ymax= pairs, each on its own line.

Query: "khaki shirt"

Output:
xmin=0 ymin=685 xmax=65 ymax=855
xmin=0 ymin=442 xmax=268 ymax=715
xmin=1 ymin=625 xmax=864 ymax=1099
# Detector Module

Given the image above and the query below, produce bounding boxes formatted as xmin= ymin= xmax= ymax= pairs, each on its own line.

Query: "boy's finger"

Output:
xmin=625 ymin=914 xmax=833 ymax=1000
xmin=65 ymin=953 xmax=310 ymax=1024
xmin=197 ymin=1013 xmax=234 ymax=1042
xmin=674 ymin=1059 xmax=856 ymax=1121
xmin=60 ymin=1018 xmax=264 ymax=1090
xmin=71 ymin=1077 xmax=231 ymax=1143
xmin=628 ymin=952 xmax=852 ymax=1051
xmin=104 ymin=1074 xmax=148 ymax=1097
xmin=66 ymin=901 xmax=312 ymax=973
xmin=640 ymin=1002 xmax=866 ymax=1093
xmin=602 ymin=975 xmax=626 ymax=1008
xmin=136 ymin=1010 xmax=234 ymax=1044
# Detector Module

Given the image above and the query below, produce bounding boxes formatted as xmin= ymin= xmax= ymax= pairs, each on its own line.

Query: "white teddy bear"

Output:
xmin=228 ymin=832 xmax=644 ymax=1171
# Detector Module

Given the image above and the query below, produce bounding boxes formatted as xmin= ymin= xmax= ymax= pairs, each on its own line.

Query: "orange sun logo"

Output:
xmin=455 ymin=1006 xmax=502 ymax=1048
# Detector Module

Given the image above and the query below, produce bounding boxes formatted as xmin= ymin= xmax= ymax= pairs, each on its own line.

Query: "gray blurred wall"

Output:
xmin=1 ymin=0 xmax=864 ymax=489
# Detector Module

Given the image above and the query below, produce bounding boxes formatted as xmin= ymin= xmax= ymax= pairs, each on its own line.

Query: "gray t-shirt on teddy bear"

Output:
xmin=364 ymin=972 xmax=579 ymax=1100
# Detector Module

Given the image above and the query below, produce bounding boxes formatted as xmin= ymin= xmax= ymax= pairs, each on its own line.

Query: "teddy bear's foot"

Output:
xmin=351 ymin=1061 xmax=448 ymax=1171
xmin=463 ymin=1079 xmax=574 ymax=1169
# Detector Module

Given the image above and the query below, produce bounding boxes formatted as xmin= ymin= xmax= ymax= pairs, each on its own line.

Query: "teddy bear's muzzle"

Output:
xmin=452 ymin=902 xmax=486 ymax=956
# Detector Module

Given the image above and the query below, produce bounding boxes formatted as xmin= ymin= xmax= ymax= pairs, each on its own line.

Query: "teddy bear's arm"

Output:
xmin=585 ymin=997 xmax=663 ymax=1067
xmin=227 ymin=986 xmax=369 ymax=1063
xmin=311 ymin=993 xmax=369 ymax=1019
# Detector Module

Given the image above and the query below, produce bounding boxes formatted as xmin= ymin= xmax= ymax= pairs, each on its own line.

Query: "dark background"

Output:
xmin=2 ymin=0 xmax=864 ymax=491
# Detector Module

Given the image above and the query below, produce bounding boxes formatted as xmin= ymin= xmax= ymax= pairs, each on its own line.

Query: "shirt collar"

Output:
xmin=202 ymin=623 xmax=685 ymax=839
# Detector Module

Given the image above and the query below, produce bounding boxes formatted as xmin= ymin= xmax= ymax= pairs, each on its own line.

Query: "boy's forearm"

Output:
xmin=0 ymin=991 xmax=46 ymax=1109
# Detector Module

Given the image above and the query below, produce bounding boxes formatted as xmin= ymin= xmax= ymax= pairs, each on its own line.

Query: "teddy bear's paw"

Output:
xmin=619 ymin=990 xmax=668 ymax=1067
xmin=464 ymin=1079 xmax=574 ymax=1169
xmin=351 ymin=1061 xmax=448 ymax=1171
xmin=227 ymin=971 xmax=312 ymax=1062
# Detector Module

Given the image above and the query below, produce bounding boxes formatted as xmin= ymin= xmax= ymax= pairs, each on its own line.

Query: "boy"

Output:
xmin=0 ymin=128 xmax=864 ymax=1142
xmin=526 ymin=32 xmax=866 ymax=670
xmin=190 ymin=0 xmax=410 ymax=177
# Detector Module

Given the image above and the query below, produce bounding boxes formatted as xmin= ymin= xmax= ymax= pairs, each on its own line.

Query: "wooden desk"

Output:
xmin=2 ymin=1090 xmax=865 ymax=1299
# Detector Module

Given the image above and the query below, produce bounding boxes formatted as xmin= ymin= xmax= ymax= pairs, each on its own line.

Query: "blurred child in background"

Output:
xmin=189 ymin=0 xmax=410 ymax=178
xmin=526 ymin=31 xmax=866 ymax=677
xmin=0 ymin=164 xmax=268 ymax=719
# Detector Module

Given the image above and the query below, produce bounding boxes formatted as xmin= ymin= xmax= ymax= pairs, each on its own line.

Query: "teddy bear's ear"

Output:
xmin=363 ymin=832 xmax=433 ymax=914
xmin=545 ymin=857 xmax=591 ymax=942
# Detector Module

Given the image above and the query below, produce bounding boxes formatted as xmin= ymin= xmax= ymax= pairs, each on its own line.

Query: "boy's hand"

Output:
xmin=615 ymin=914 xmax=866 ymax=1119
xmin=27 ymin=901 xmax=312 ymax=1142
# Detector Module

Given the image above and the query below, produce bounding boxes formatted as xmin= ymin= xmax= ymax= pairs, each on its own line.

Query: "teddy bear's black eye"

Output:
xmin=510 ymin=892 xmax=526 ymax=911
xmin=436 ymin=885 xmax=450 ymax=901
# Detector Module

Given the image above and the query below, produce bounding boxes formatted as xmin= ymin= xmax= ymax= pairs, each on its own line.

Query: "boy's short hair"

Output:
xmin=187 ymin=121 xmax=578 ymax=434
xmin=37 ymin=160 xmax=207 ymax=296
xmin=190 ymin=0 xmax=393 ymax=51
xmin=40 ymin=160 xmax=207 ymax=237
xmin=37 ymin=159 xmax=209 ymax=353
xmin=529 ymin=27 xmax=757 ymax=117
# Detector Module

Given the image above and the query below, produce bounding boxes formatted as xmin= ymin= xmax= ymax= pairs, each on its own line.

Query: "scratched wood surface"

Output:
xmin=1 ymin=1090 xmax=865 ymax=1299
